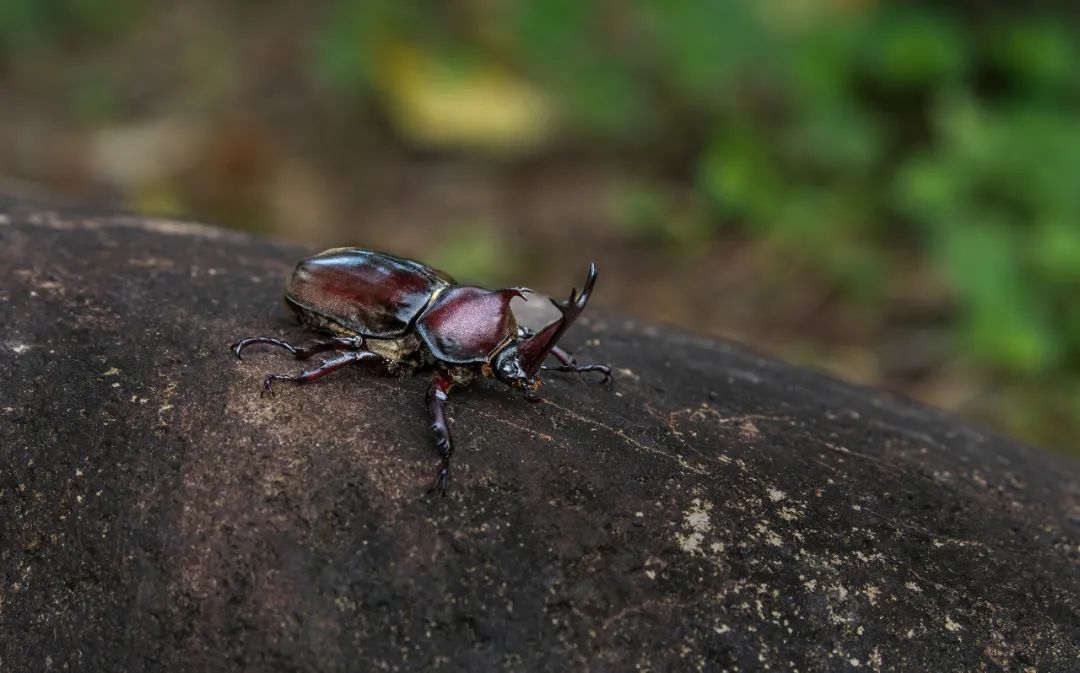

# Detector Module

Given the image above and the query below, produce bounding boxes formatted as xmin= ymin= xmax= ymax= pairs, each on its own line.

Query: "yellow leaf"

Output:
xmin=376 ymin=42 xmax=554 ymax=154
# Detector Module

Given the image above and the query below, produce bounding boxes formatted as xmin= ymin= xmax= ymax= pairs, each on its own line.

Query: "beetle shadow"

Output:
xmin=262 ymin=300 xmax=300 ymax=328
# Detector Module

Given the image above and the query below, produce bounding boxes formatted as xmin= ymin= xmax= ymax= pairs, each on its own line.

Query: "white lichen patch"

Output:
xmin=615 ymin=367 xmax=639 ymax=381
xmin=738 ymin=420 xmax=761 ymax=440
xmin=675 ymin=497 xmax=714 ymax=554
xmin=863 ymin=585 xmax=880 ymax=606
xmin=944 ymin=615 xmax=962 ymax=632
xmin=767 ymin=487 xmax=786 ymax=502
xmin=777 ymin=506 xmax=803 ymax=522
xmin=868 ymin=647 xmax=884 ymax=671
xmin=753 ymin=522 xmax=783 ymax=547
xmin=834 ymin=583 xmax=849 ymax=601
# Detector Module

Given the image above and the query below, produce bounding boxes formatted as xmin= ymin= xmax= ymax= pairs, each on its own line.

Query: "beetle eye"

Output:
xmin=500 ymin=361 xmax=521 ymax=380
xmin=493 ymin=344 xmax=528 ymax=386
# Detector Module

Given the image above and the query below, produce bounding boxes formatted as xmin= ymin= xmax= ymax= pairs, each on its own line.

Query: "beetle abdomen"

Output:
xmin=285 ymin=248 xmax=453 ymax=338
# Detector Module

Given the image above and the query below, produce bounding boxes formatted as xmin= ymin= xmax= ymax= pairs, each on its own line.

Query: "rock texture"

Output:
xmin=2 ymin=197 xmax=1079 ymax=672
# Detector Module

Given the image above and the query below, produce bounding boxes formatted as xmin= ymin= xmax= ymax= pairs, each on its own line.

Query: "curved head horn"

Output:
xmin=519 ymin=263 xmax=597 ymax=377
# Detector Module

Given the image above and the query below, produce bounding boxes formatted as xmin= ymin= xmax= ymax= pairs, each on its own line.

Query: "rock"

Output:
xmin=2 ymin=196 xmax=1079 ymax=671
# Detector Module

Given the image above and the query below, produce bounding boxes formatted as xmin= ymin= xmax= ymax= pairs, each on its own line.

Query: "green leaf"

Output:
xmin=860 ymin=6 xmax=970 ymax=88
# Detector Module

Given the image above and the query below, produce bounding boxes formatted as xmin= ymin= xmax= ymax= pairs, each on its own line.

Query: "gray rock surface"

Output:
xmin=2 ymin=197 xmax=1079 ymax=672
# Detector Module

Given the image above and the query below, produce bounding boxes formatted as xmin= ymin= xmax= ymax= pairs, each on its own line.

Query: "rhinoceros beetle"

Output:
xmin=230 ymin=248 xmax=612 ymax=494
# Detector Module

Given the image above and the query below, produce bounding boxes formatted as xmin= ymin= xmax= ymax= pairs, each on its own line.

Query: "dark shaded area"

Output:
xmin=2 ymin=197 xmax=1079 ymax=672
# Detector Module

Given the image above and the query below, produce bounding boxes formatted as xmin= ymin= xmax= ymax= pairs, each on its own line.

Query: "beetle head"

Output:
xmin=492 ymin=343 xmax=542 ymax=402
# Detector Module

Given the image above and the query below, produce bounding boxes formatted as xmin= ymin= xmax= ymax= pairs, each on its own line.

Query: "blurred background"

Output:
xmin=2 ymin=1 xmax=1079 ymax=453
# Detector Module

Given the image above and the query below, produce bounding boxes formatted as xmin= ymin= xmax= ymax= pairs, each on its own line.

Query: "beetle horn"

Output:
xmin=502 ymin=287 xmax=532 ymax=301
xmin=518 ymin=263 xmax=597 ymax=378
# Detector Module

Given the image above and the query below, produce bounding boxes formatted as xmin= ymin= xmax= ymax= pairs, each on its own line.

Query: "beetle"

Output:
xmin=230 ymin=248 xmax=612 ymax=494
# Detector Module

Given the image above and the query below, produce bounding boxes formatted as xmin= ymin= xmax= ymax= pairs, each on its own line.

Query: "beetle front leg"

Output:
xmin=262 ymin=350 xmax=385 ymax=396
xmin=425 ymin=371 xmax=455 ymax=495
xmin=231 ymin=335 xmax=361 ymax=361
xmin=542 ymin=345 xmax=614 ymax=391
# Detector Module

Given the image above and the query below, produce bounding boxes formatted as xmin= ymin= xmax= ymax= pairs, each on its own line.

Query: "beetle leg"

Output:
xmin=549 ymin=345 xmax=577 ymax=366
xmin=426 ymin=371 xmax=455 ymax=496
xmin=261 ymin=350 xmax=384 ymax=397
xmin=231 ymin=335 xmax=361 ymax=361
xmin=541 ymin=345 xmax=614 ymax=391
xmin=518 ymin=328 xmax=612 ymax=390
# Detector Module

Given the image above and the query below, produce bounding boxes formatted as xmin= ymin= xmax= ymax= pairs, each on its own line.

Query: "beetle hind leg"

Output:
xmin=231 ymin=335 xmax=361 ymax=361
xmin=261 ymin=350 xmax=385 ymax=396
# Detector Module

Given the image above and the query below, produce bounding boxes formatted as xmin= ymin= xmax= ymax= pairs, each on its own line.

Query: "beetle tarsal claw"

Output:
xmin=428 ymin=463 xmax=451 ymax=496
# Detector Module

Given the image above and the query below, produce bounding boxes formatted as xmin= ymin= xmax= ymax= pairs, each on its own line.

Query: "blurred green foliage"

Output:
xmin=316 ymin=1 xmax=1080 ymax=380
xmin=0 ymin=0 xmax=139 ymax=55
xmin=3 ymin=0 xmax=1079 ymax=448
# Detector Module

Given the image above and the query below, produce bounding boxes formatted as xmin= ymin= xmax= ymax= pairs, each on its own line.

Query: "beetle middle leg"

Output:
xmin=426 ymin=371 xmax=455 ymax=496
xmin=231 ymin=335 xmax=361 ymax=361
xmin=261 ymin=350 xmax=386 ymax=396
xmin=541 ymin=345 xmax=614 ymax=391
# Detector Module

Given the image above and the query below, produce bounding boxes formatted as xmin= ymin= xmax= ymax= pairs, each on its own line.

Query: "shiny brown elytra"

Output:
xmin=230 ymin=248 xmax=612 ymax=494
